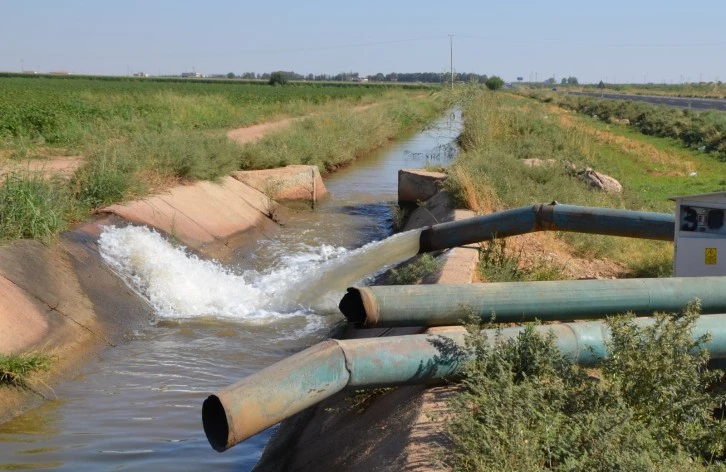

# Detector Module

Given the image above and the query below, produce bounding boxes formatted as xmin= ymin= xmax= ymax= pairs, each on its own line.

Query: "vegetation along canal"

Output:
xmin=0 ymin=110 xmax=462 ymax=471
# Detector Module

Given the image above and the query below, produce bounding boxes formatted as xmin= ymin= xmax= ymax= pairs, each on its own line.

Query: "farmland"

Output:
xmin=0 ymin=76 xmax=422 ymax=149
xmin=0 ymin=76 xmax=443 ymax=242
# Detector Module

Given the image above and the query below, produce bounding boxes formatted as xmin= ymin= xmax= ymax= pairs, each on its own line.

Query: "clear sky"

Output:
xmin=2 ymin=0 xmax=724 ymax=84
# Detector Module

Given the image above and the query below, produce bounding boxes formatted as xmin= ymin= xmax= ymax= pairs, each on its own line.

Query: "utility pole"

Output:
xmin=449 ymin=34 xmax=454 ymax=89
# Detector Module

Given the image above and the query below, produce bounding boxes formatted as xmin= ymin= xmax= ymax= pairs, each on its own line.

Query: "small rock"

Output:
xmin=577 ymin=168 xmax=623 ymax=194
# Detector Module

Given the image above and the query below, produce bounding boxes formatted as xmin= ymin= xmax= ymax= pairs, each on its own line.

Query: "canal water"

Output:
xmin=0 ymin=110 xmax=462 ymax=471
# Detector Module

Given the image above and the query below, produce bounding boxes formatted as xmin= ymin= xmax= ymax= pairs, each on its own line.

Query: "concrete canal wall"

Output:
xmin=0 ymin=166 xmax=325 ymax=423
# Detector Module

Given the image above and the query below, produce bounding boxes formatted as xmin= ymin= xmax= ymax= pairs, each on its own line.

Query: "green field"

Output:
xmin=0 ymin=76 xmax=442 ymax=242
xmin=0 ymin=76 xmax=414 ymax=149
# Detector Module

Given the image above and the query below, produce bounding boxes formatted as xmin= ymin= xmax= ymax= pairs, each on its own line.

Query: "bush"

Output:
xmin=485 ymin=76 xmax=504 ymax=91
xmin=0 ymin=172 xmax=73 ymax=240
xmin=268 ymin=72 xmax=288 ymax=86
xmin=446 ymin=302 xmax=726 ymax=471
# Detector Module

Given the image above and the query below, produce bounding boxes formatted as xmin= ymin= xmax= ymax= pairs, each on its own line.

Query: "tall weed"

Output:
xmin=447 ymin=303 xmax=726 ymax=471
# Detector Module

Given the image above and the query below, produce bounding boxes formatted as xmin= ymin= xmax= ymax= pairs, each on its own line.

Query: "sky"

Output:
xmin=2 ymin=0 xmax=725 ymax=84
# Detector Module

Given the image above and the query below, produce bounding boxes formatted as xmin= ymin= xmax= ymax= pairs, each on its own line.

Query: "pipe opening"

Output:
xmin=339 ymin=288 xmax=367 ymax=325
xmin=202 ymin=395 xmax=229 ymax=452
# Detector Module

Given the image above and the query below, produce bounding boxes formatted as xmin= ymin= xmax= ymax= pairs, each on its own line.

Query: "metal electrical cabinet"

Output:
xmin=671 ymin=192 xmax=726 ymax=277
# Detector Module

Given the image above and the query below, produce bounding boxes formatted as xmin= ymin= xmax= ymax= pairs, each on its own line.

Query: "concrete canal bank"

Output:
xmin=0 ymin=110 xmax=463 ymax=470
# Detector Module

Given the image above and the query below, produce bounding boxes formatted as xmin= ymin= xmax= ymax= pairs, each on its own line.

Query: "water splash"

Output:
xmin=98 ymin=225 xmax=422 ymax=324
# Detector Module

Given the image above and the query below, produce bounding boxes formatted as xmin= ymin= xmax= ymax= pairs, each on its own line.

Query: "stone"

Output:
xmin=577 ymin=168 xmax=623 ymax=194
xmin=398 ymin=169 xmax=447 ymax=206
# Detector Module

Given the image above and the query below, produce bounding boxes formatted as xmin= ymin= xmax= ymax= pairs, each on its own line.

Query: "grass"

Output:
xmin=387 ymin=253 xmax=442 ymax=285
xmin=478 ymin=239 xmax=565 ymax=282
xmin=446 ymin=303 xmax=726 ymax=471
xmin=238 ymin=95 xmax=442 ymax=172
xmin=0 ymin=352 xmax=52 ymax=388
xmin=0 ymin=80 xmax=443 ymax=243
xmin=0 ymin=172 xmax=77 ymax=242
xmin=444 ymin=87 xmax=701 ymax=271
xmin=528 ymin=90 xmax=726 ymax=163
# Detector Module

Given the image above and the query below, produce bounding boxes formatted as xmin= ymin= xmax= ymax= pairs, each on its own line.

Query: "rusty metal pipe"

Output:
xmin=418 ymin=203 xmax=674 ymax=253
xmin=203 ymin=313 xmax=726 ymax=451
xmin=339 ymin=277 xmax=726 ymax=327
xmin=202 ymin=340 xmax=350 ymax=452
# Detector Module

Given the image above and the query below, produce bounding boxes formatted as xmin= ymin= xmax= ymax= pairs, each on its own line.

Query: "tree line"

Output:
xmin=228 ymin=71 xmax=492 ymax=84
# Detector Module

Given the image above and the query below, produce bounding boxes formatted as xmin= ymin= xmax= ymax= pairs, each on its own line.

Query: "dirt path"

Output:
xmin=0 ymin=155 xmax=84 ymax=180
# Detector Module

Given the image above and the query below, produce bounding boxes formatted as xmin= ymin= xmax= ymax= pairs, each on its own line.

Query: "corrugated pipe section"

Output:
xmin=417 ymin=203 xmax=674 ymax=253
xmin=203 ymin=314 xmax=726 ymax=451
xmin=339 ymin=277 xmax=726 ymax=327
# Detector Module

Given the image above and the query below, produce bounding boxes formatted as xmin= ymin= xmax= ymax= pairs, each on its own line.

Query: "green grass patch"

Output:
xmin=447 ymin=302 xmax=726 ymax=470
xmin=0 ymin=352 xmax=52 ymax=388
xmin=446 ymin=88 xmax=686 ymax=270
xmin=388 ymin=253 xmax=442 ymax=285
xmin=0 ymin=172 xmax=76 ymax=241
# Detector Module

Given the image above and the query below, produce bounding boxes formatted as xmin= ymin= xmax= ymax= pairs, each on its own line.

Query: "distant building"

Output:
xmin=181 ymin=71 xmax=204 ymax=78
xmin=49 ymin=71 xmax=72 ymax=75
xmin=133 ymin=72 xmax=149 ymax=77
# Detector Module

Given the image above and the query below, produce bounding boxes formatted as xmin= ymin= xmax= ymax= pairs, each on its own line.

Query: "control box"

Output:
xmin=672 ymin=192 xmax=726 ymax=277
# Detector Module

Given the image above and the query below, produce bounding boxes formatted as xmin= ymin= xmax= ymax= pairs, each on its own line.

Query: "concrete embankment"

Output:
xmin=0 ymin=165 xmax=326 ymax=423
xmin=253 ymin=169 xmax=477 ymax=472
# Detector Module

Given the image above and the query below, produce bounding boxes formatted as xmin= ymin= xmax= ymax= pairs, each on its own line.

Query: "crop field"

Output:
xmin=0 ymin=76 xmax=411 ymax=148
xmin=0 ymin=76 xmax=442 ymax=242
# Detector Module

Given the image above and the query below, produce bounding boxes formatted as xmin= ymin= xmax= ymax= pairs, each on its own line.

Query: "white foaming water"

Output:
xmin=98 ymin=225 xmax=422 ymax=325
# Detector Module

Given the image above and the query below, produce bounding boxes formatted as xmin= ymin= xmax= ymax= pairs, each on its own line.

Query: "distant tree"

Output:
xmin=485 ymin=76 xmax=504 ymax=91
xmin=227 ymin=72 xmax=235 ymax=79
xmin=561 ymin=77 xmax=568 ymax=85
xmin=597 ymin=80 xmax=606 ymax=89
xmin=268 ymin=71 xmax=287 ymax=86
xmin=306 ymin=73 xmax=314 ymax=81
xmin=567 ymin=76 xmax=579 ymax=85
xmin=544 ymin=77 xmax=556 ymax=85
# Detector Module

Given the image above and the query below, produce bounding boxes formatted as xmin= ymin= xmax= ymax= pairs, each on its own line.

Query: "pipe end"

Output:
xmin=202 ymin=395 xmax=230 ymax=452
xmin=339 ymin=287 xmax=368 ymax=325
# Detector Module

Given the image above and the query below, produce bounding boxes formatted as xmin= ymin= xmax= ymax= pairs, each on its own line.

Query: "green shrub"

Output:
xmin=72 ymin=145 xmax=141 ymax=208
xmin=485 ymin=76 xmax=505 ymax=91
xmin=447 ymin=303 xmax=726 ymax=471
xmin=0 ymin=172 xmax=72 ymax=240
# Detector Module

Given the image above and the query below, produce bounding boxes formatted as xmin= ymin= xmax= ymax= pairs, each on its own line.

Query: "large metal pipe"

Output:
xmin=339 ymin=277 xmax=726 ymax=327
xmin=202 ymin=313 xmax=726 ymax=451
xmin=418 ymin=203 xmax=674 ymax=253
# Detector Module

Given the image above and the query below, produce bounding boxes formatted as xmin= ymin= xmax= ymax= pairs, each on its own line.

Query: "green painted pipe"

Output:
xmin=339 ymin=277 xmax=726 ymax=327
xmin=202 ymin=314 xmax=726 ymax=451
xmin=418 ymin=203 xmax=674 ymax=253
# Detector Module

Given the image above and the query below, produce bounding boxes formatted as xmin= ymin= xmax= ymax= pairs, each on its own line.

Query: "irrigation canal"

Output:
xmin=0 ymin=110 xmax=462 ymax=471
